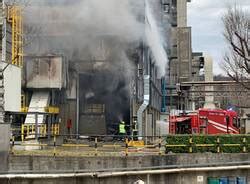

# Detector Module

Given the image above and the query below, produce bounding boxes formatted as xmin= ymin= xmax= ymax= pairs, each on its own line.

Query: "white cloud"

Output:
xmin=188 ymin=0 xmax=250 ymax=75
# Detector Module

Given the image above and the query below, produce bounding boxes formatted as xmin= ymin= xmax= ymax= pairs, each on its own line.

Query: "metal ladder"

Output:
xmin=7 ymin=6 xmax=23 ymax=67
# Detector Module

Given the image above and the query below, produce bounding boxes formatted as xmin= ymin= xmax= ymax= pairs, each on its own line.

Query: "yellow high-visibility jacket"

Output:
xmin=119 ymin=123 xmax=126 ymax=134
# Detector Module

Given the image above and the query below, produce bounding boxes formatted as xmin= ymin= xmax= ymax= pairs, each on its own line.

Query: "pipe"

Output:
xmin=76 ymin=74 xmax=80 ymax=137
xmin=203 ymin=55 xmax=215 ymax=109
xmin=137 ymin=75 xmax=150 ymax=139
xmin=2 ymin=164 xmax=250 ymax=179
xmin=0 ymin=173 xmax=94 ymax=179
xmin=97 ymin=164 xmax=250 ymax=178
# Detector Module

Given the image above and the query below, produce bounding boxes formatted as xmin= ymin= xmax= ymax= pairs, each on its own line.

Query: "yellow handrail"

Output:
xmin=7 ymin=6 xmax=23 ymax=67
xmin=21 ymin=123 xmax=60 ymax=141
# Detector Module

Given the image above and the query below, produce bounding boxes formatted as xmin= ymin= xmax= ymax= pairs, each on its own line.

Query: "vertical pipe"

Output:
xmin=53 ymin=136 xmax=56 ymax=157
xmin=137 ymin=75 xmax=150 ymax=140
xmin=35 ymin=113 xmax=38 ymax=140
xmin=76 ymin=74 xmax=79 ymax=138
xmin=48 ymin=115 xmax=51 ymax=140
xmin=21 ymin=124 xmax=24 ymax=142
xmin=145 ymin=109 xmax=148 ymax=144
xmin=11 ymin=135 xmax=14 ymax=154
xmin=94 ymin=137 xmax=98 ymax=156
xmin=147 ymin=174 xmax=150 ymax=184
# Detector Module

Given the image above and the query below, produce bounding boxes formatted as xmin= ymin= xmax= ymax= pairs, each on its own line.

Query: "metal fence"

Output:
xmin=10 ymin=134 xmax=164 ymax=157
xmin=10 ymin=134 xmax=250 ymax=157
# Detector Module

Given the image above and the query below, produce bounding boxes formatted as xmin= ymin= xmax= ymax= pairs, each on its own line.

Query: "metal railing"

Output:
xmin=20 ymin=124 xmax=60 ymax=142
xmin=9 ymin=134 xmax=250 ymax=157
xmin=10 ymin=134 xmax=164 ymax=157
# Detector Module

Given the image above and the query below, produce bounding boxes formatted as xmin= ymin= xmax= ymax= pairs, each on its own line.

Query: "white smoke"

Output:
xmin=22 ymin=0 xmax=168 ymax=77
xmin=145 ymin=0 xmax=168 ymax=77
xmin=23 ymin=0 xmax=143 ymax=57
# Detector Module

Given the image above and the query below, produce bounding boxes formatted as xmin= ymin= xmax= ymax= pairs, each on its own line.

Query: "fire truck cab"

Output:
xmin=169 ymin=109 xmax=240 ymax=134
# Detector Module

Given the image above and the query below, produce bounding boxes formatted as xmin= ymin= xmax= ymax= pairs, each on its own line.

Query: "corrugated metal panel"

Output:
xmin=25 ymin=91 xmax=49 ymax=124
xmin=25 ymin=56 xmax=66 ymax=89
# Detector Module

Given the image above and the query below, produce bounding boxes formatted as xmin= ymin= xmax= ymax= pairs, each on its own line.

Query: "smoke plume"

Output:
xmin=22 ymin=0 xmax=168 ymax=77
xmin=17 ymin=0 xmax=169 ymax=131
xmin=145 ymin=0 xmax=169 ymax=77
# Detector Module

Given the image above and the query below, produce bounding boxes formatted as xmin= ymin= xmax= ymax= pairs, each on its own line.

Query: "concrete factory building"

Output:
xmin=0 ymin=0 xmax=200 ymax=138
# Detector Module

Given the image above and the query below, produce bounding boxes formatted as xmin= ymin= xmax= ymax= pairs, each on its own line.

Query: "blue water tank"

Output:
xmin=220 ymin=177 xmax=229 ymax=184
xmin=228 ymin=177 xmax=236 ymax=184
xmin=237 ymin=177 xmax=246 ymax=184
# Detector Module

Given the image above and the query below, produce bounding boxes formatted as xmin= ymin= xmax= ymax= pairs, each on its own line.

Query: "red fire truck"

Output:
xmin=169 ymin=109 xmax=240 ymax=134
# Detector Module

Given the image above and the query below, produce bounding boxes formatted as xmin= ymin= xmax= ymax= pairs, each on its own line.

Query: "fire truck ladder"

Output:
xmin=7 ymin=6 xmax=23 ymax=67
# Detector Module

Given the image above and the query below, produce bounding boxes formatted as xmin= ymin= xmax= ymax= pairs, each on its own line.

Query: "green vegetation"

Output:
xmin=165 ymin=135 xmax=250 ymax=153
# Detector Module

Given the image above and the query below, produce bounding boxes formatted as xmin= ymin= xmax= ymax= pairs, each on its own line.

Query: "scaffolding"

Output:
xmin=7 ymin=6 xmax=23 ymax=67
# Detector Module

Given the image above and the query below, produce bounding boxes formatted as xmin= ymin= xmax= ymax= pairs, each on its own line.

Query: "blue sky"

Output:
xmin=187 ymin=0 xmax=250 ymax=75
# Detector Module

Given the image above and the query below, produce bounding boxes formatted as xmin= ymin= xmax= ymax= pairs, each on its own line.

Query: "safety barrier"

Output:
xmin=11 ymin=134 xmax=250 ymax=157
xmin=21 ymin=124 xmax=60 ymax=142
xmin=20 ymin=95 xmax=28 ymax=112
xmin=20 ymin=107 xmax=29 ymax=112
xmin=165 ymin=134 xmax=250 ymax=153
xmin=44 ymin=106 xmax=60 ymax=114
xmin=10 ymin=134 xmax=163 ymax=157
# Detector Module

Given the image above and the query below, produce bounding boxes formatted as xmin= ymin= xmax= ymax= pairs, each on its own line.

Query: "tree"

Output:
xmin=222 ymin=5 xmax=250 ymax=89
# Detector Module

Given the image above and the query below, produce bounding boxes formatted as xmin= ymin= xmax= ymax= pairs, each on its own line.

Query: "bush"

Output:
xmin=165 ymin=135 xmax=249 ymax=153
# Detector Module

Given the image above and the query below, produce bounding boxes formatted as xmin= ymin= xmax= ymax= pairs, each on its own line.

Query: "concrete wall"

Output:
xmin=0 ymin=124 xmax=10 ymax=171
xmin=177 ymin=0 xmax=187 ymax=27
xmin=243 ymin=108 xmax=250 ymax=133
xmin=4 ymin=153 xmax=250 ymax=184
xmin=177 ymin=27 xmax=192 ymax=83
xmin=8 ymin=153 xmax=250 ymax=172
xmin=1 ymin=170 xmax=249 ymax=184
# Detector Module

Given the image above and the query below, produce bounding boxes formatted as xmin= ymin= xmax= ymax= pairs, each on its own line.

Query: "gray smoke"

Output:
xmin=17 ymin=0 xmax=169 ymax=131
xmin=23 ymin=0 xmax=143 ymax=57
xmin=22 ymin=0 xmax=167 ymax=77
xmin=145 ymin=0 xmax=169 ymax=78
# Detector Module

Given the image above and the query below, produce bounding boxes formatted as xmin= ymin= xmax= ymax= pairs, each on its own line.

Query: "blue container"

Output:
xmin=228 ymin=177 xmax=236 ymax=184
xmin=237 ymin=177 xmax=246 ymax=184
xmin=220 ymin=177 xmax=229 ymax=184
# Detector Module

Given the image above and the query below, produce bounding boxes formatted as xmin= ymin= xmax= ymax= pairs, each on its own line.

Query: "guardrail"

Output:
xmin=10 ymin=134 xmax=164 ymax=157
xmin=20 ymin=124 xmax=60 ymax=142
xmin=10 ymin=134 xmax=250 ymax=157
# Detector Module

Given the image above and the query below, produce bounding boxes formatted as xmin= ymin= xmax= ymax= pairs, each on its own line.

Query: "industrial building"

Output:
xmin=0 ymin=0 xmax=208 ymax=141
xmin=164 ymin=0 xmax=205 ymax=111
xmin=2 ymin=1 xmax=250 ymax=183
xmin=0 ymin=0 xmax=183 ymax=139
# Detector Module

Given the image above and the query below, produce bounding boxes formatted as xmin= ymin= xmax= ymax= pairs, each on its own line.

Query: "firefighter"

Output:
xmin=119 ymin=121 xmax=126 ymax=140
